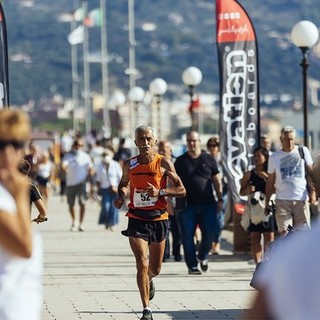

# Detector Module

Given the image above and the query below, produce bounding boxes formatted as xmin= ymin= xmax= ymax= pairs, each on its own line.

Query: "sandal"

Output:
xmin=32 ymin=216 xmax=48 ymax=224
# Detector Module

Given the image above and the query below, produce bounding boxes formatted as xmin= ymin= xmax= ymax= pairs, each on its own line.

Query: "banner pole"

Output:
xmin=0 ymin=2 xmax=10 ymax=108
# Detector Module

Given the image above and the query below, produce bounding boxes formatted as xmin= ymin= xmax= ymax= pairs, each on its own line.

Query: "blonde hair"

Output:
xmin=0 ymin=109 xmax=31 ymax=141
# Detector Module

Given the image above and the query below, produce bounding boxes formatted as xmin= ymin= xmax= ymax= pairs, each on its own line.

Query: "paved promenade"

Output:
xmin=37 ymin=193 xmax=256 ymax=320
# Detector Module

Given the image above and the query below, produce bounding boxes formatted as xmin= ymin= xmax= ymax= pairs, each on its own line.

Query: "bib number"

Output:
xmin=133 ymin=188 xmax=157 ymax=207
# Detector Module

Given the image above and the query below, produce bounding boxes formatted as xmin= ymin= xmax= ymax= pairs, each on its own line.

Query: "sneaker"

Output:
xmin=140 ymin=309 xmax=153 ymax=320
xmin=78 ymin=227 xmax=84 ymax=232
xmin=149 ymin=279 xmax=155 ymax=301
xmin=200 ymin=260 xmax=209 ymax=272
xmin=188 ymin=267 xmax=202 ymax=275
xmin=70 ymin=224 xmax=77 ymax=232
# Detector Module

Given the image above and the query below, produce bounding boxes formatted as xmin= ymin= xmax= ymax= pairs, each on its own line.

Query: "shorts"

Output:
xmin=36 ymin=175 xmax=49 ymax=187
xmin=121 ymin=217 xmax=169 ymax=245
xmin=66 ymin=183 xmax=87 ymax=207
xmin=275 ymin=199 xmax=310 ymax=232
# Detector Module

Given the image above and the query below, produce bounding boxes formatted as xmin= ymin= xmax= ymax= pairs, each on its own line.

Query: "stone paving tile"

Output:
xmin=40 ymin=194 xmax=256 ymax=320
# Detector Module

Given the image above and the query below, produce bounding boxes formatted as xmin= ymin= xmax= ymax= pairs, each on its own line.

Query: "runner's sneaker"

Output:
xmin=140 ymin=309 xmax=153 ymax=320
xmin=200 ymin=260 xmax=209 ymax=272
xmin=149 ymin=280 xmax=155 ymax=300
xmin=188 ymin=267 xmax=201 ymax=275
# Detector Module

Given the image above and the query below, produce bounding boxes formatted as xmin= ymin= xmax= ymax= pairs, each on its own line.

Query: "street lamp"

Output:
xmin=128 ymin=86 xmax=145 ymax=132
xmin=182 ymin=66 xmax=202 ymax=131
xmin=149 ymin=78 xmax=167 ymax=140
xmin=291 ymin=20 xmax=319 ymax=148
xmin=111 ymin=90 xmax=126 ymax=137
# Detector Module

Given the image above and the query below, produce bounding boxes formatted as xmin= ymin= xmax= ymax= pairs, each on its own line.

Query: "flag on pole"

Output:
xmin=216 ymin=0 xmax=260 ymax=205
xmin=85 ymin=8 xmax=102 ymax=28
xmin=0 ymin=3 xmax=9 ymax=108
xmin=73 ymin=7 xmax=84 ymax=22
xmin=68 ymin=25 xmax=84 ymax=45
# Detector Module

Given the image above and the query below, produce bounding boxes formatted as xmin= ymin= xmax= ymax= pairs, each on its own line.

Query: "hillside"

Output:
xmin=3 ymin=0 xmax=320 ymax=105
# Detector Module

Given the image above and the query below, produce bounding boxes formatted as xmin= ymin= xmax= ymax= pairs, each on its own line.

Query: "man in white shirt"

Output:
xmin=62 ymin=138 xmax=93 ymax=231
xmin=265 ymin=126 xmax=315 ymax=236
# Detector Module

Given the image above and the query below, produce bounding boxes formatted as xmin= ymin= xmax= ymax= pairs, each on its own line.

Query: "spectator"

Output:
xmin=18 ymin=159 xmax=47 ymax=224
xmin=265 ymin=126 xmax=315 ymax=236
xmin=0 ymin=109 xmax=43 ymax=320
xmin=113 ymin=124 xmax=186 ymax=320
xmin=113 ymin=137 xmax=131 ymax=167
xmin=62 ymin=138 xmax=93 ymax=232
xmin=206 ymin=135 xmax=228 ymax=255
xmin=35 ymin=151 xmax=53 ymax=205
xmin=96 ymin=148 xmax=122 ymax=231
xmin=175 ymin=130 xmax=223 ymax=274
xmin=60 ymin=129 xmax=73 ymax=159
xmin=240 ymin=147 xmax=276 ymax=264
xmin=245 ymin=224 xmax=320 ymax=319
xmin=24 ymin=141 xmax=41 ymax=181
xmin=158 ymin=140 xmax=182 ymax=262
xmin=260 ymin=134 xmax=273 ymax=153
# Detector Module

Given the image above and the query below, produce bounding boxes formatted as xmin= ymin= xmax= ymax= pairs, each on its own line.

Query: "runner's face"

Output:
xmin=135 ymin=129 xmax=156 ymax=155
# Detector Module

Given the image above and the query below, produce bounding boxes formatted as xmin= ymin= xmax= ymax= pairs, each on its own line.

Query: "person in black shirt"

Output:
xmin=175 ymin=130 xmax=223 ymax=274
xmin=240 ymin=147 xmax=276 ymax=264
xmin=18 ymin=160 xmax=47 ymax=223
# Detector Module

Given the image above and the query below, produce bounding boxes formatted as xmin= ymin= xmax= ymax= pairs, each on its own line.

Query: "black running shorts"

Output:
xmin=121 ymin=218 xmax=169 ymax=245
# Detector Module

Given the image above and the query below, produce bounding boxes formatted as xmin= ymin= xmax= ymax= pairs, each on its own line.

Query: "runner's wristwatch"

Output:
xmin=159 ymin=189 xmax=165 ymax=197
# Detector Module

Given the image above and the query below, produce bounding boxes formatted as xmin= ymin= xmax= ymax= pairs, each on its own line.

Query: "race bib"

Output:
xmin=133 ymin=188 xmax=157 ymax=207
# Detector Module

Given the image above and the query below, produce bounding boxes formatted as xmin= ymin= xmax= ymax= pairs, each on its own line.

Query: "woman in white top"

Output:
xmin=0 ymin=109 xmax=43 ymax=320
xmin=96 ymin=148 xmax=122 ymax=230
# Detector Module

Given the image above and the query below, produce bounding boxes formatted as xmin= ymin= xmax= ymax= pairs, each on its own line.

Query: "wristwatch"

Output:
xmin=159 ymin=189 xmax=166 ymax=197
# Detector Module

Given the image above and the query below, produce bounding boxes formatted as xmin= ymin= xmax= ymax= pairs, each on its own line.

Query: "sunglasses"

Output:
xmin=0 ymin=139 xmax=26 ymax=150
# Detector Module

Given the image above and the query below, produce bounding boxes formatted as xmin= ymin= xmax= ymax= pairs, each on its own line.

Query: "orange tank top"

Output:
xmin=126 ymin=153 xmax=168 ymax=221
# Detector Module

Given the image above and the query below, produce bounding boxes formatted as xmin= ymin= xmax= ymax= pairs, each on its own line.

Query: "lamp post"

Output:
xmin=149 ymin=78 xmax=167 ymax=140
xmin=182 ymin=66 xmax=202 ymax=131
xmin=111 ymin=90 xmax=126 ymax=137
xmin=291 ymin=20 xmax=319 ymax=148
xmin=128 ymin=86 xmax=145 ymax=132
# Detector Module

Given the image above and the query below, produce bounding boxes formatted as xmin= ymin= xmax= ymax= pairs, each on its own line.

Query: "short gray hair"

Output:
xmin=281 ymin=126 xmax=296 ymax=135
xmin=135 ymin=124 xmax=156 ymax=138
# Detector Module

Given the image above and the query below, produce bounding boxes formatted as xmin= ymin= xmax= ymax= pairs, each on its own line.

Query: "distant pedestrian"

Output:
xmin=206 ymin=135 xmax=227 ymax=255
xmin=240 ymin=147 xmax=276 ymax=264
xmin=175 ymin=130 xmax=223 ymax=274
xmin=264 ymin=126 xmax=315 ymax=236
xmin=96 ymin=148 xmax=122 ymax=230
xmin=24 ymin=141 xmax=41 ymax=181
xmin=35 ymin=151 xmax=53 ymax=205
xmin=113 ymin=137 xmax=131 ymax=167
xmin=158 ymin=140 xmax=182 ymax=262
xmin=62 ymin=138 xmax=93 ymax=231
xmin=18 ymin=159 xmax=47 ymax=224
xmin=114 ymin=124 xmax=186 ymax=320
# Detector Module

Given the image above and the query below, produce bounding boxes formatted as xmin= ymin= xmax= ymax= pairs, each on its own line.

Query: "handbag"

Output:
xmin=246 ymin=191 xmax=266 ymax=225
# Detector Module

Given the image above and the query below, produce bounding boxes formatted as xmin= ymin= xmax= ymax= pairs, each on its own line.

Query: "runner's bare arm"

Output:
xmin=160 ymin=158 xmax=186 ymax=198
xmin=113 ymin=160 xmax=130 ymax=209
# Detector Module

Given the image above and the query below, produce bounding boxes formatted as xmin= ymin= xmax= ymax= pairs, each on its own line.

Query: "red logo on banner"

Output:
xmin=216 ymin=0 xmax=255 ymax=43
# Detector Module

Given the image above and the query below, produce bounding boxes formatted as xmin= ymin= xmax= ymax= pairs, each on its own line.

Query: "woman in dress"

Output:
xmin=240 ymin=146 xmax=276 ymax=264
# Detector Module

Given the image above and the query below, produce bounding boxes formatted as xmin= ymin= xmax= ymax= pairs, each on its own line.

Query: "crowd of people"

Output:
xmin=2 ymin=106 xmax=320 ymax=319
